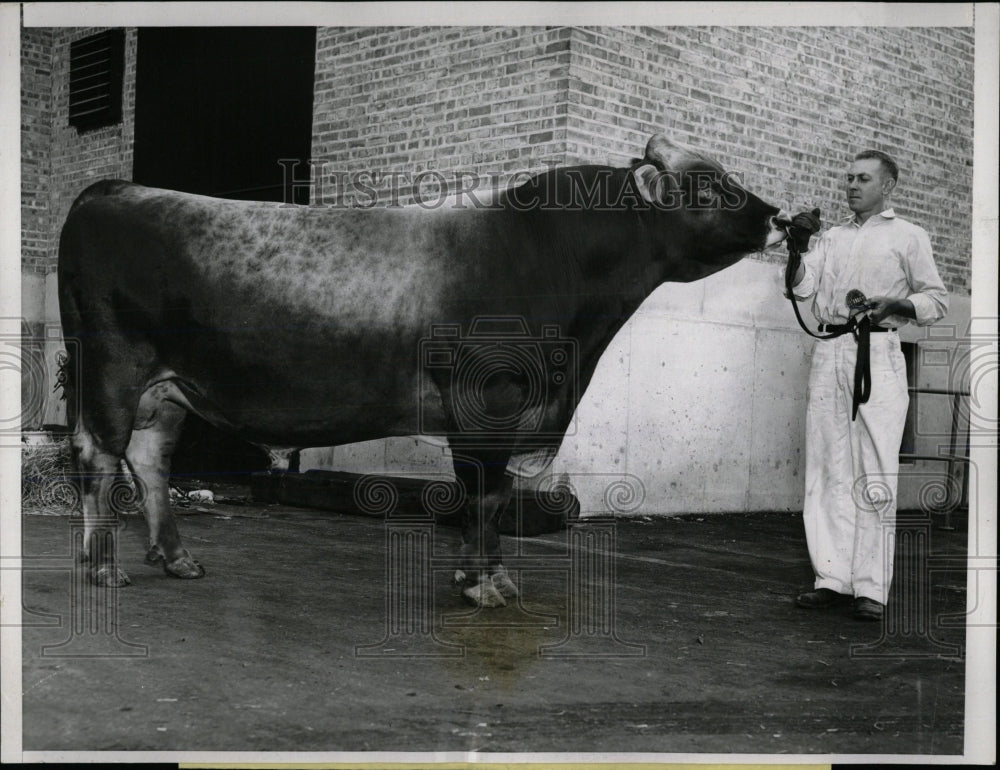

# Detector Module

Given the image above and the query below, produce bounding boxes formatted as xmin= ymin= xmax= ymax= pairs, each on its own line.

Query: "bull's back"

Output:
xmin=61 ymin=182 xmax=460 ymax=327
xmin=56 ymin=182 xmax=484 ymax=442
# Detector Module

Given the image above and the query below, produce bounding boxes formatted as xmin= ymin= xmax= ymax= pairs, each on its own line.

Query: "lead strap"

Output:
xmin=784 ymin=238 xmax=871 ymax=422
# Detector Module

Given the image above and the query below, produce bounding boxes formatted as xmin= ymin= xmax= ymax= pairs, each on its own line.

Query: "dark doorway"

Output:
xmin=134 ymin=27 xmax=315 ymax=202
xmin=133 ymin=27 xmax=316 ymax=480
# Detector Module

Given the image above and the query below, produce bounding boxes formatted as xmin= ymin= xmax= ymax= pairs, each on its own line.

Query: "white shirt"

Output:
xmin=787 ymin=209 xmax=949 ymax=327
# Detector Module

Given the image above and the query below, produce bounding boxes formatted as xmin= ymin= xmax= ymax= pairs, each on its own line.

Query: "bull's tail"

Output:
xmin=56 ymin=285 xmax=81 ymax=434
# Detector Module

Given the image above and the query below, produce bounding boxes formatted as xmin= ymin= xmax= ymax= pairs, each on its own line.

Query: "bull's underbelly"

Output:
xmin=132 ymin=303 xmax=576 ymax=449
xmin=144 ymin=371 xmax=445 ymax=447
xmin=147 ymin=376 xmax=571 ymax=453
xmin=141 ymin=346 xmax=569 ymax=451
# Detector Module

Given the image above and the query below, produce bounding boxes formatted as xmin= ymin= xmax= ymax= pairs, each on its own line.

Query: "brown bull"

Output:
xmin=57 ymin=134 xmax=787 ymax=607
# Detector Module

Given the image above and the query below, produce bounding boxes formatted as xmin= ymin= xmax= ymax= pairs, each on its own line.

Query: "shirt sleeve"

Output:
xmin=903 ymin=227 xmax=949 ymax=326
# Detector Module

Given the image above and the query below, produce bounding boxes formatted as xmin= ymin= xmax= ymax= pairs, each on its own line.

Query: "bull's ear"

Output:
xmin=632 ymin=163 xmax=662 ymax=204
xmin=632 ymin=163 xmax=680 ymax=205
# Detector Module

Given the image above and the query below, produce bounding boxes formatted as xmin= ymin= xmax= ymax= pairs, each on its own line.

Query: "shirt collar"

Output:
xmin=844 ymin=208 xmax=896 ymax=227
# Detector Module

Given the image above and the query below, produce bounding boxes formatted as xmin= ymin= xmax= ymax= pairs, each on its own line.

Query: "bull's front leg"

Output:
xmin=452 ymin=452 xmax=518 ymax=608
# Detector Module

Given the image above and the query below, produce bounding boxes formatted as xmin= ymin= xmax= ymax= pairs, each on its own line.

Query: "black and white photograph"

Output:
xmin=2 ymin=2 xmax=996 ymax=765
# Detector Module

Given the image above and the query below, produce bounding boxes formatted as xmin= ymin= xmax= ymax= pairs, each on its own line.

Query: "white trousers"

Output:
xmin=803 ymin=331 xmax=909 ymax=604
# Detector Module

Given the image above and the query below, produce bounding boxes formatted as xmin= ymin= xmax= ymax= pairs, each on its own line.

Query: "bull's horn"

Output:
xmin=644 ymin=134 xmax=696 ymax=172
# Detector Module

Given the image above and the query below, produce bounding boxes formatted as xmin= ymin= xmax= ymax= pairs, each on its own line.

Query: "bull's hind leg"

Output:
xmin=71 ymin=425 xmax=134 ymax=587
xmin=124 ymin=384 xmax=204 ymax=579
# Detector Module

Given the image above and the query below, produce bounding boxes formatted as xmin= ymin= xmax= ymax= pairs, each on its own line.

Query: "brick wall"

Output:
xmin=561 ymin=26 xmax=974 ymax=293
xmin=311 ymin=27 xmax=572 ymax=203
xmin=20 ymin=27 xmax=137 ymax=275
xmin=21 ymin=28 xmax=53 ymax=276
xmin=310 ymin=26 xmax=973 ymax=293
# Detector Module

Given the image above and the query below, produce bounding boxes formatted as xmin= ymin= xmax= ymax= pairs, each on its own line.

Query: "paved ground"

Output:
xmin=20 ymin=492 xmax=967 ymax=756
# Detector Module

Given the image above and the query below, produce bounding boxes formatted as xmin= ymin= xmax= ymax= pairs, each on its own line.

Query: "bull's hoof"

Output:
xmin=91 ymin=565 xmax=131 ymax=587
xmin=144 ymin=547 xmax=164 ymax=566
xmin=490 ymin=566 xmax=519 ymax=599
xmin=462 ymin=581 xmax=507 ymax=608
xmin=164 ymin=555 xmax=205 ymax=579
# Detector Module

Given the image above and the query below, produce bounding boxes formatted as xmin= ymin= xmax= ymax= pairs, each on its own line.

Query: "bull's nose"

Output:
xmin=766 ymin=210 xmax=790 ymax=248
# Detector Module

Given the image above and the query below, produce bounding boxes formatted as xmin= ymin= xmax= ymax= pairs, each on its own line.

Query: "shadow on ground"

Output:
xmin=21 ymin=491 xmax=966 ymax=756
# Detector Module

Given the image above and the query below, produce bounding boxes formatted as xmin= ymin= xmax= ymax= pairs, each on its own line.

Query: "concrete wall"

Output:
xmin=554 ymin=265 xmax=974 ymax=515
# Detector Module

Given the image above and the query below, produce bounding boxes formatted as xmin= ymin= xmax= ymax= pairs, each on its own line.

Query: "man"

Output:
xmin=785 ymin=150 xmax=949 ymax=621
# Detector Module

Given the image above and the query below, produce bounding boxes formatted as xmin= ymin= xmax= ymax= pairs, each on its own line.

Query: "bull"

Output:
xmin=57 ymin=134 xmax=787 ymax=607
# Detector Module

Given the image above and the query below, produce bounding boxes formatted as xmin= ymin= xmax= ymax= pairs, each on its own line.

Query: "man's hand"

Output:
xmin=865 ymin=296 xmax=916 ymax=325
xmin=780 ymin=208 xmax=821 ymax=289
xmin=787 ymin=208 xmax=821 ymax=254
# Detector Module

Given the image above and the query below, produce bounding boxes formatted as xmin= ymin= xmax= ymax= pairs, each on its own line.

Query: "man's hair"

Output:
xmin=854 ymin=150 xmax=899 ymax=183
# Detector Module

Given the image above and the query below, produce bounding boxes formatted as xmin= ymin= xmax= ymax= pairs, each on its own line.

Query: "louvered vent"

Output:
xmin=68 ymin=29 xmax=125 ymax=132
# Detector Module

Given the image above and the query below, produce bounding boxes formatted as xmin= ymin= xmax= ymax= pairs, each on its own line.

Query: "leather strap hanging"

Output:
xmin=782 ymin=212 xmax=872 ymax=421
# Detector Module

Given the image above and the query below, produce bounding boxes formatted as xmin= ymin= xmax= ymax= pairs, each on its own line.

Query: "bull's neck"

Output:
xmin=556 ymin=209 xmax=691 ymax=311
xmin=535 ymin=208 xmax=664 ymax=376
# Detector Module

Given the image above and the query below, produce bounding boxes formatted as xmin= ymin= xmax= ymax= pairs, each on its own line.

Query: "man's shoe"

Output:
xmin=796 ymin=588 xmax=850 ymax=609
xmin=853 ymin=597 xmax=884 ymax=621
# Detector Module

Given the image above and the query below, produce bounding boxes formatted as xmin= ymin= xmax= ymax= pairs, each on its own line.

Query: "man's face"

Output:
xmin=846 ymin=158 xmax=892 ymax=216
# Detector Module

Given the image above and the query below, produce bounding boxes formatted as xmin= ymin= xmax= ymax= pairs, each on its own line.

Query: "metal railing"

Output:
xmin=899 ymin=385 xmax=970 ymax=529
